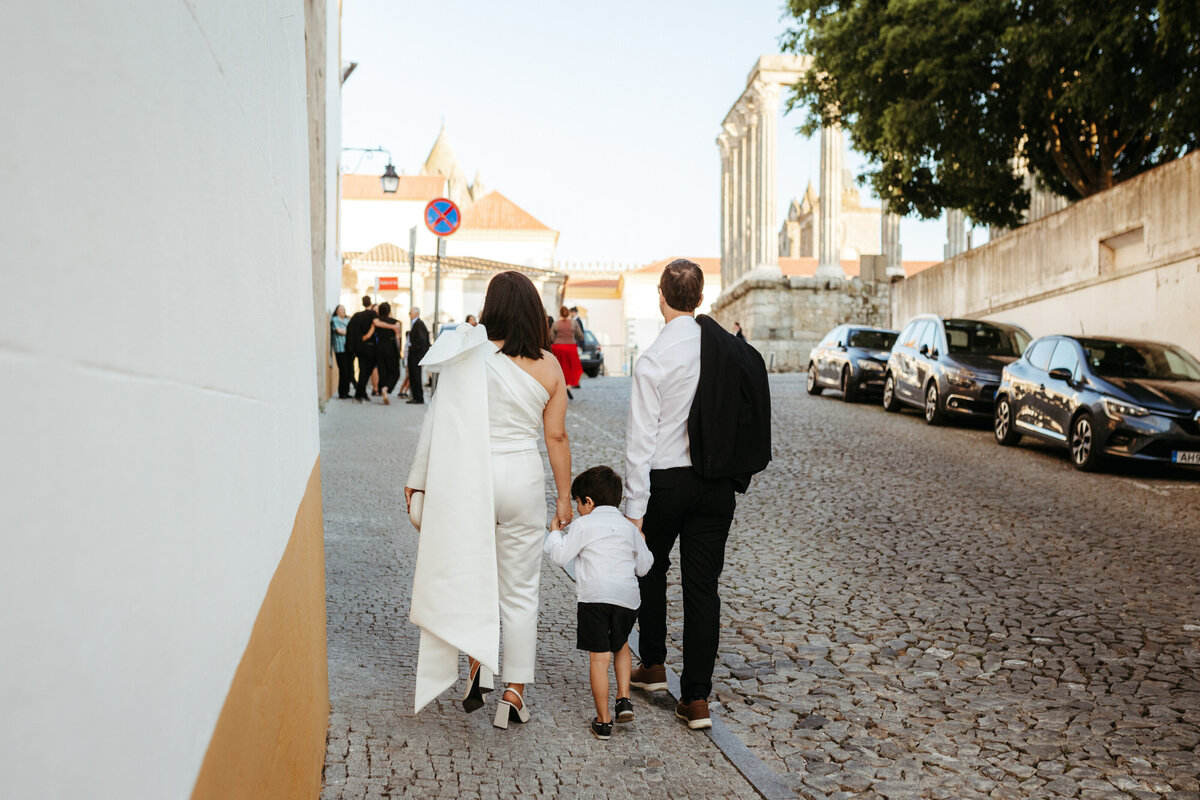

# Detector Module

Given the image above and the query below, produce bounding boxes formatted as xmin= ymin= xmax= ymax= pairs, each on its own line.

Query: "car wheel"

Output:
xmin=806 ymin=363 xmax=824 ymax=395
xmin=924 ymin=382 xmax=945 ymax=425
xmin=1070 ymin=412 xmax=1103 ymax=472
xmin=882 ymin=374 xmax=901 ymax=412
xmin=994 ymin=396 xmax=1022 ymax=446
xmin=840 ymin=367 xmax=857 ymax=403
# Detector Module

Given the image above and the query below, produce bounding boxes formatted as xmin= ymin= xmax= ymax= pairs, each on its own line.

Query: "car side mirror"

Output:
xmin=1048 ymin=367 xmax=1073 ymax=382
xmin=919 ymin=344 xmax=929 ymax=356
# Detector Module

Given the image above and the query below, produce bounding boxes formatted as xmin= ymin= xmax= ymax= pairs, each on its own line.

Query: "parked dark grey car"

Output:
xmin=806 ymin=325 xmax=898 ymax=402
xmin=883 ymin=315 xmax=1031 ymax=424
xmin=579 ymin=328 xmax=604 ymax=378
xmin=994 ymin=335 xmax=1200 ymax=470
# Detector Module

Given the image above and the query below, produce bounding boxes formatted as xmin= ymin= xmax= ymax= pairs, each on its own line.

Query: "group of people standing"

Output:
xmin=550 ymin=305 xmax=586 ymax=392
xmin=331 ymin=297 xmax=430 ymax=404
xmin=403 ymin=262 xmax=771 ymax=737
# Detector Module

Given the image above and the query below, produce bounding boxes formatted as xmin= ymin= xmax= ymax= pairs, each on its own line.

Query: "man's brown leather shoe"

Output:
xmin=675 ymin=699 xmax=712 ymax=730
xmin=629 ymin=663 xmax=668 ymax=692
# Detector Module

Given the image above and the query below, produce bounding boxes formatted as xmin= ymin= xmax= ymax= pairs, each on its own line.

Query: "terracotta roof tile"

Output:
xmin=461 ymin=192 xmax=554 ymax=231
xmin=343 ymin=244 xmax=565 ymax=279
xmin=341 ymin=173 xmax=446 ymax=201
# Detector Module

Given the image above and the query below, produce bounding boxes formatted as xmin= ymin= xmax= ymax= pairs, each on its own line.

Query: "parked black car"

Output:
xmin=806 ymin=325 xmax=898 ymax=401
xmin=579 ymin=328 xmax=605 ymax=378
xmin=883 ymin=315 xmax=1031 ymax=424
xmin=994 ymin=335 xmax=1200 ymax=470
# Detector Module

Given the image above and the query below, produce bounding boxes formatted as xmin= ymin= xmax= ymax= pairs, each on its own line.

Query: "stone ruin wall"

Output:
xmin=710 ymin=277 xmax=892 ymax=372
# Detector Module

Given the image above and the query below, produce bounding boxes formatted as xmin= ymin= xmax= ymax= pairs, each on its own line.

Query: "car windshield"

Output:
xmin=583 ymin=331 xmax=598 ymax=347
xmin=848 ymin=330 xmax=897 ymax=350
xmin=944 ymin=321 xmax=1027 ymax=356
xmin=1080 ymin=339 xmax=1200 ymax=380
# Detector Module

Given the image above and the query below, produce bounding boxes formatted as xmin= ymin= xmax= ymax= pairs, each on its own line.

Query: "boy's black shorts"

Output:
xmin=576 ymin=602 xmax=638 ymax=653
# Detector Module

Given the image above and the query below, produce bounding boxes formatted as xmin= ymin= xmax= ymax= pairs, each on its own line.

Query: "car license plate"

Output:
xmin=1172 ymin=451 xmax=1200 ymax=465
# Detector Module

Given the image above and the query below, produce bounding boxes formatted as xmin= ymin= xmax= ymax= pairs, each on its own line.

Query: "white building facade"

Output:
xmin=1 ymin=2 xmax=337 ymax=797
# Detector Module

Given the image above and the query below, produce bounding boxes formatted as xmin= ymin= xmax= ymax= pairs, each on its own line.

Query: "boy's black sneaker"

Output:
xmin=590 ymin=718 xmax=613 ymax=740
xmin=615 ymin=697 xmax=634 ymax=723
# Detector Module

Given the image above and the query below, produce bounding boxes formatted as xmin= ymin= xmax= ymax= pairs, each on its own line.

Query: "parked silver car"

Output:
xmin=994 ymin=335 xmax=1200 ymax=470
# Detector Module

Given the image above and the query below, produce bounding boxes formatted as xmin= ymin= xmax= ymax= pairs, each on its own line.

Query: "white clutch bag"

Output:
xmin=409 ymin=491 xmax=424 ymax=531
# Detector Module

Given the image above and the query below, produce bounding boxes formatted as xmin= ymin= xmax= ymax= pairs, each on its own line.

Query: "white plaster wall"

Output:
xmin=981 ymin=257 xmax=1200 ymax=357
xmin=0 ymin=3 xmax=319 ymax=798
xmin=893 ymin=153 xmax=1200 ymax=357
xmin=341 ymin=198 xmax=436 ymax=255
xmin=325 ymin=2 xmax=344 ymax=312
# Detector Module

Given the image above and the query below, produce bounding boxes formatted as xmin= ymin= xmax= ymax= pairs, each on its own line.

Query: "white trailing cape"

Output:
xmin=406 ymin=323 xmax=499 ymax=713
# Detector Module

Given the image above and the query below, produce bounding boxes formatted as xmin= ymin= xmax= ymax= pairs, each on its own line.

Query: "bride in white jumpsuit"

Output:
xmin=406 ymin=271 xmax=572 ymax=729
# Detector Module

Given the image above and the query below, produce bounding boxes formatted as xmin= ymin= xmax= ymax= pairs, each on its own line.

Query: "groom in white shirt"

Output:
xmin=624 ymin=259 xmax=735 ymax=731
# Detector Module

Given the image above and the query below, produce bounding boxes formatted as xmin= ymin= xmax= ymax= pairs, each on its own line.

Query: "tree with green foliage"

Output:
xmin=782 ymin=0 xmax=1199 ymax=227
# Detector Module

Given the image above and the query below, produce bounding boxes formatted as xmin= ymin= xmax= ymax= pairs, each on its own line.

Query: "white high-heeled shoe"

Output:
xmin=461 ymin=661 xmax=494 ymax=713
xmin=493 ymin=687 xmax=530 ymax=729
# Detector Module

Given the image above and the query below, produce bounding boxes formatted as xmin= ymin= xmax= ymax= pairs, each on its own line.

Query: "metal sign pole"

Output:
xmin=423 ymin=197 xmax=459 ymax=341
xmin=408 ymin=226 xmax=417 ymax=310
xmin=433 ymin=236 xmax=445 ymax=339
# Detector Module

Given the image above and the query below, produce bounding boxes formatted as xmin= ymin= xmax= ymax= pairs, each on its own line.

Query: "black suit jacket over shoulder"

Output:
xmin=687 ymin=314 xmax=772 ymax=492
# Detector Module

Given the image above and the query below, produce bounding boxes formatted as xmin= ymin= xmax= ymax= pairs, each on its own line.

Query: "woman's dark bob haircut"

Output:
xmin=377 ymin=301 xmax=391 ymax=318
xmin=479 ymin=271 xmax=551 ymax=360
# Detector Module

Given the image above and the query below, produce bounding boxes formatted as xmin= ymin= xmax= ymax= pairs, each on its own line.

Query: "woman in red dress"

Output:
xmin=550 ymin=305 xmax=583 ymax=389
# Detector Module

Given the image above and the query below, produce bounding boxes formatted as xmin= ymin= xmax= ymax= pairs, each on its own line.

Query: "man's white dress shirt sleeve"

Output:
xmin=632 ymin=529 xmax=654 ymax=577
xmin=624 ymin=354 xmax=662 ymax=520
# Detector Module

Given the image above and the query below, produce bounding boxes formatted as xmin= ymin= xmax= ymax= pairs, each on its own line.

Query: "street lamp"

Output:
xmin=342 ymin=146 xmax=399 ymax=193
xmin=381 ymin=162 xmax=400 ymax=194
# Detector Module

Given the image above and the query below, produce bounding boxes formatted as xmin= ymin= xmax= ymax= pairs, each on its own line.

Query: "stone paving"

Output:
xmin=318 ymin=391 xmax=759 ymax=800
xmin=322 ymin=374 xmax=1200 ymax=800
xmin=561 ymin=375 xmax=1200 ymax=800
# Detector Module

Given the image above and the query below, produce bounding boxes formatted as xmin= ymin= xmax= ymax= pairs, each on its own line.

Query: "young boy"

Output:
xmin=544 ymin=466 xmax=654 ymax=740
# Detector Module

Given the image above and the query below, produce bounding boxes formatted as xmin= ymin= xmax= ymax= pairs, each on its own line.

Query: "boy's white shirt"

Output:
xmin=543 ymin=505 xmax=654 ymax=610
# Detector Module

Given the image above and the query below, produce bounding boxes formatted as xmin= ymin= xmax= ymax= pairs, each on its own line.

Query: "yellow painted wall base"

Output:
xmin=192 ymin=458 xmax=328 ymax=800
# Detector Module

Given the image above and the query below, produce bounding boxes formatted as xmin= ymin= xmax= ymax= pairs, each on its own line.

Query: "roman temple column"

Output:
xmin=881 ymin=198 xmax=904 ymax=278
xmin=816 ymin=123 xmax=846 ymax=279
xmin=718 ymin=132 xmax=732 ymax=286
xmin=729 ymin=120 xmax=739 ymax=280
xmin=754 ymin=81 xmax=781 ymax=274
xmin=745 ymin=108 xmax=758 ymax=275
xmin=945 ymin=209 xmax=967 ymax=259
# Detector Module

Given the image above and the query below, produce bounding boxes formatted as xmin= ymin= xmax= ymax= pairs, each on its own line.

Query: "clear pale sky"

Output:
xmin=340 ymin=0 xmax=953 ymax=264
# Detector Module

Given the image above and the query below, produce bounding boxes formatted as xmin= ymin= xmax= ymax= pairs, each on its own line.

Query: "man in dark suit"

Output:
xmin=345 ymin=296 xmax=378 ymax=402
xmin=407 ymin=306 xmax=431 ymax=404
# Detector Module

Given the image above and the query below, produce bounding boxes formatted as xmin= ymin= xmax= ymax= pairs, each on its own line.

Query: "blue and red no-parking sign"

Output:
xmin=424 ymin=197 xmax=461 ymax=236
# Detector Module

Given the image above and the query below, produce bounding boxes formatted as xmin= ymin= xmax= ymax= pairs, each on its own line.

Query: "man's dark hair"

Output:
xmin=660 ymin=259 xmax=704 ymax=312
xmin=479 ymin=271 xmax=552 ymax=360
xmin=570 ymin=466 xmax=622 ymax=508
xmin=362 ymin=295 xmax=372 ymax=308
xmin=569 ymin=306 xmax=579 ymax=313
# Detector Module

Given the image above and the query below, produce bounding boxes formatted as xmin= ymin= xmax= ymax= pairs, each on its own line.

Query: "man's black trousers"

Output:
xmin=335 ymin=350 xmax=352 ymax=398
xmin=637 ymin=466 xmax=735 ymax=703
xmin=408 ymin=359 xmax=424 ymax=403
xmin=353 ymin=348 xmax=376 ymax=399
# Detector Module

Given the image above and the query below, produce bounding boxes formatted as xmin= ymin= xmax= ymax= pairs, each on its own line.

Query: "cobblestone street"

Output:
xmin=322 ymin=374 xmax=1200 ymax=800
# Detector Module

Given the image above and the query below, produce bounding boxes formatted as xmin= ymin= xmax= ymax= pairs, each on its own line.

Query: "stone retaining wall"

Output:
xmin=710 ymin=276 xmax=892 ymax=372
